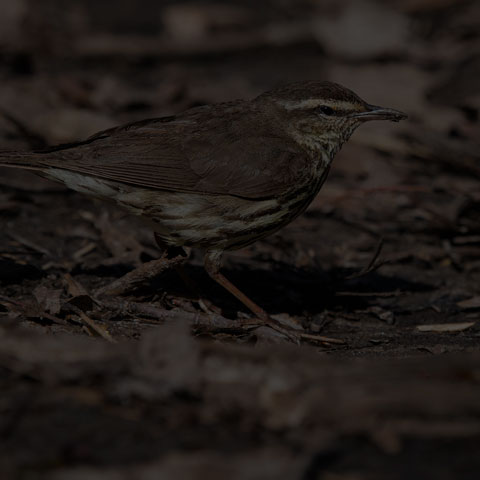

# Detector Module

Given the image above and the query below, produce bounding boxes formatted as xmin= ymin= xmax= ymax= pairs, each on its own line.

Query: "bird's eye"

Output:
xmin=317 ymin=106 xmax=335 ymax=116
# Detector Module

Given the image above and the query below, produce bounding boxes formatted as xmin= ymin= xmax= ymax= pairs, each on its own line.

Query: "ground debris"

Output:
xmin=0 ymin=325 xmax=479 ymax=478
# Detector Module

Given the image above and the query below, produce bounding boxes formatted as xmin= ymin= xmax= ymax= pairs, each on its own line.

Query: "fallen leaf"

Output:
xmin=33 ymin=285 xmax=62 ymax=315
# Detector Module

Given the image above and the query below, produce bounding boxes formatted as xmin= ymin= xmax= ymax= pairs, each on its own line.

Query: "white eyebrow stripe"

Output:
xmin=278 ymin=99 xmax=359 ymax=111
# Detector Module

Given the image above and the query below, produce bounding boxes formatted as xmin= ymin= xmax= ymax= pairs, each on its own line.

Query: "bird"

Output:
xmin=0 ymin=81 xmax=406 ymax=335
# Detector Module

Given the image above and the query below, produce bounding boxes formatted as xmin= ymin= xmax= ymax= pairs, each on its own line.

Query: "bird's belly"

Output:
xmin=114 ymin=164 xmax=330 ymax=250
xmin=123 ymin=191 xmax=289 ymax=250
xmin=116 ymin=183 xmax=319 ymax=250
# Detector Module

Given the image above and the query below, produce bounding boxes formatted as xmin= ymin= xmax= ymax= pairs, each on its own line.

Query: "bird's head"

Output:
xmin=256 ymin=81 xmax=407 ymax=160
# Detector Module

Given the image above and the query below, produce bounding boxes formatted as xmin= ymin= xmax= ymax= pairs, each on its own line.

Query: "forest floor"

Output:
xmin=1 ymin=1 xmax=479 ymax=478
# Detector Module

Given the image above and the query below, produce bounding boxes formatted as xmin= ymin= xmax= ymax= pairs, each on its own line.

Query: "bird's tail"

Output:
xmin=0 ymin=151 xmax=45 ymax=171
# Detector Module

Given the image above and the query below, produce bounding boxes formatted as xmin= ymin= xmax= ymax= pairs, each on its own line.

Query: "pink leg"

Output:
xmin=154 ymin=237 xmax=342 ymax=344
xmin=204 ymin=250 xmax=302 ymax=341
xmin=204 ymin=250 xmax=270 ymax=320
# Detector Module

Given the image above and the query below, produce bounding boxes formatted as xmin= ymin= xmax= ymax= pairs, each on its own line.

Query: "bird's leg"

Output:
xmin=204 ymin=251 xmax=274 ymax=322
xmin=154 ymin=233 xmax=217 ymax=314
xmin=204 ymin=251 xmax=302 ymax=341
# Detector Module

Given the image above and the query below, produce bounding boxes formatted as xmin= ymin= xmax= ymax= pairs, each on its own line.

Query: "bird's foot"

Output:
xmin=243 ymin=313 xmax=345 ymax=345
xmin=260 ymin=316 xmax=303 ymax=344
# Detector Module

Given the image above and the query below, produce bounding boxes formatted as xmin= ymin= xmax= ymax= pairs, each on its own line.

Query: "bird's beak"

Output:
xmin=353 ymin=104 xmax=408 ymax=122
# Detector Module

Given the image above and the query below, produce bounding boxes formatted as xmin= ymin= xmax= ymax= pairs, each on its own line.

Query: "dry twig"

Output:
xmin=95 ymin=255 xmax=186 ymax=296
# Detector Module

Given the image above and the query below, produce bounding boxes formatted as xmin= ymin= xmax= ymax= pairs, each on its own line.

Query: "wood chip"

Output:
xmin=415 ymin=322 xmax=475 ymax=333
xmin=457 ymin=297 xmax=480 ymax=310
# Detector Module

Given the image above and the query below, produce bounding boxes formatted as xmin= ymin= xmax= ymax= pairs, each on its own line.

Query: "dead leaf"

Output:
xmin=33 ymin=285 xmax=62 ymax=315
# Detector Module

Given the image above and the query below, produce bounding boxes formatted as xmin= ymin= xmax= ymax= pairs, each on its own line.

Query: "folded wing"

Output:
xmin=39 ymin=115 xmax=308 ymax=200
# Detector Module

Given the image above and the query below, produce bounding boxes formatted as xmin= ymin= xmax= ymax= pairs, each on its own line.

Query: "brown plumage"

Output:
xmin=0 ymin=81 xmax=407 ymax=333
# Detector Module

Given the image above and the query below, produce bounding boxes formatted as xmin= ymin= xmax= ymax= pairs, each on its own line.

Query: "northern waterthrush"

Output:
xmin=0 ymin=81 xmax=406 ymax=330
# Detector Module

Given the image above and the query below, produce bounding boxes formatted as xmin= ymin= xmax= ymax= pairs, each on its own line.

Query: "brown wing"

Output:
xmin=39 ymin=110 xmax=310 ymax=200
